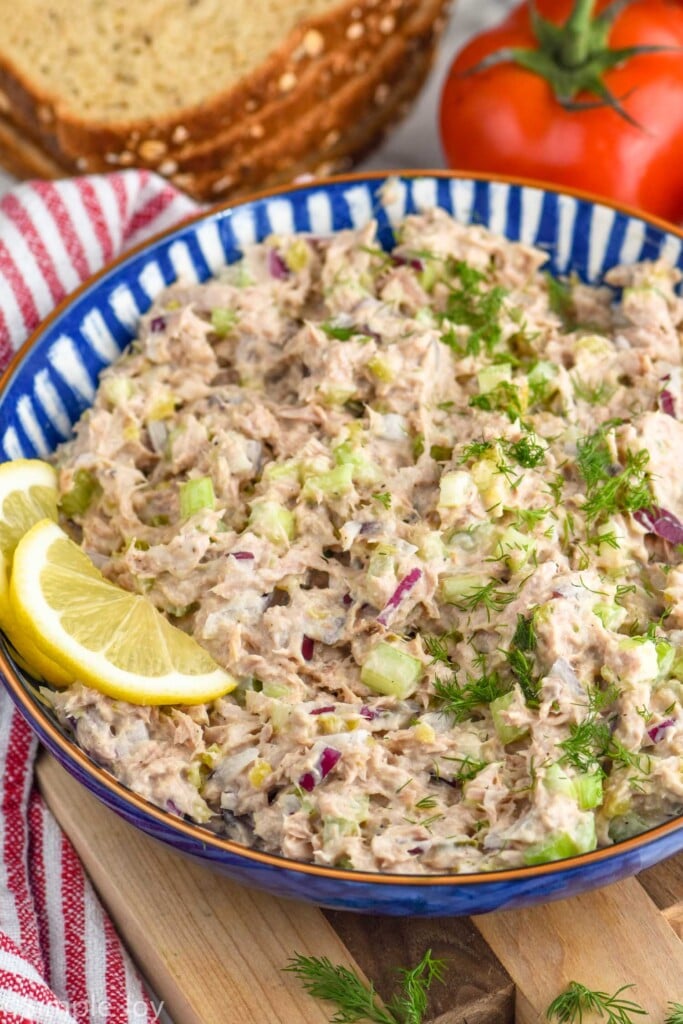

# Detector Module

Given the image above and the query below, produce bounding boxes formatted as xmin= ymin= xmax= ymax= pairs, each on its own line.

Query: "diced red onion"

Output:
xmin=267 ymin=248 xmax=289 ymax=280
xmin=320 ymin=747 xmax=342 ymax=778
xmin=310 ymin=705 xmax=336 ymax=716
xmin=301 ymin=635 xmax=315 ymax=661
xmin=298 ymin=747 xmax=342 ymax=791
xmin=635 ymin=506 xmax=683 ymax=544
xmin=342 ymin=593 xmax=353 ymax=607
xmin=359 ymin=705 xmax=378 ymax=721
xmin=231 ymin=551 xmax=255 ymax=560
xmin=166 ymin=799 xmax=181 ymax=815
xmin=150 ymin=315 xmax=167 ymax=333
xmin=647 ymin=717 xmax=676 ymax=744
xmin=299 ymin=772 xmax=316 ymax=792
xmin=393 ymin=255 xmax=424 ymax=271
xmin=377 ymin=568 xmax=422 ymax=626
xmin=407 ymin=846 xmax=425 ymax=855
xmin=660 ymin=390 xmax=677 ymax=418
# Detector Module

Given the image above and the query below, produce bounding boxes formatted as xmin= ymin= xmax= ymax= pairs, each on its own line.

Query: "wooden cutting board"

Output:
xmin=36 ymin=752 xmax=683 ymax=1023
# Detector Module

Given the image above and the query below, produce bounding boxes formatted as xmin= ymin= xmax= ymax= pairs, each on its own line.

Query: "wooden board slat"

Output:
xmin=473 ymin=877 xmax=683 ymax=1024
xmin=36 ymin=753 xmax=514 ymax=1024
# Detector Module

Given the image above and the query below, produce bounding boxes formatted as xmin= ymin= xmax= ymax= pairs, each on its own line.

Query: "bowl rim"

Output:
xmin=2 ymin=167 xmax=683 ymax=889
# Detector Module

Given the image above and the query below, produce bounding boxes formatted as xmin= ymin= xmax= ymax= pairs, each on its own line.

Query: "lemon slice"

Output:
xmin=0 ymin=459 xmax=71 ymax=685
xmin=10 ymin=519 xmax=237 ymax=705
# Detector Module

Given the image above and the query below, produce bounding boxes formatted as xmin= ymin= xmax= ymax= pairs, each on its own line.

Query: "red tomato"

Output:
xmin=439 ymin=0 xmax=683 ymax=224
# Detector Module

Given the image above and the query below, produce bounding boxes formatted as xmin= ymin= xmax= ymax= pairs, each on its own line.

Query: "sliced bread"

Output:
xmin=0 ymin=0 xmax=451 ymax=199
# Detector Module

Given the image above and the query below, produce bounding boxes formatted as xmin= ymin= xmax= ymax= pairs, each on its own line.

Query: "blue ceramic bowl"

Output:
xmin=2 ymin=171 xmax=683 ymax=917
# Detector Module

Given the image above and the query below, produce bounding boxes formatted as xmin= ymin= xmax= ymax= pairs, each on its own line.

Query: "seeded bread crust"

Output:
xmin=0 ymin=0 xmax=449 ymax=201
xmin=0 ymin=0 xmax=447 ymax=164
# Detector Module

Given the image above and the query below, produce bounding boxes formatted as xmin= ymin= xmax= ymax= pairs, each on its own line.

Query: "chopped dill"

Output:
xmin=433 ymin=667 xmax=509 ymax=722
xmin=576 ymin=421 xmax=652 ymax=525
xmin=451 ymin=579 xmax=518 ymax=620
xmin=373 ymin=491 xmax=392 ymax=508
xmin=546 ymin=981 xmax=647 ymax=1023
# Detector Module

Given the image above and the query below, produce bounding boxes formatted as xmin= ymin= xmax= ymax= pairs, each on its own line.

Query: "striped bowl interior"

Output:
xmin=2 ymin=173 xmax=682 ymax=460
xmin=1 ymin=172 xmax=683 ymax=916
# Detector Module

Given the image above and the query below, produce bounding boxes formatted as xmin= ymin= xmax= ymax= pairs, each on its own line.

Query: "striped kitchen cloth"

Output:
xmin=0 ymin=170 xmax=199 ymax=1024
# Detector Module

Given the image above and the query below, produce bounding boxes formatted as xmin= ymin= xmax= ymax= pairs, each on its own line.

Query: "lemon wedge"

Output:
xmin=0 ymin=458 xmax=58 ymax=565
xmin=10 ymin=518 xmax=237 ymax=705
xmin=0 ymin=459 xmax=71 ymax=685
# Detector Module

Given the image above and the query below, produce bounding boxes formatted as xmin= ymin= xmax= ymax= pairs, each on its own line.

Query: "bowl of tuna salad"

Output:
xmin=1 ymin=172 xmax=683 ymax=917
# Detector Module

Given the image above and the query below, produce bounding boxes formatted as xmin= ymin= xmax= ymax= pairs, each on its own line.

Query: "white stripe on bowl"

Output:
xmin=138 ymin=260 xmax=167 ymax=300
xmin=108 ymin=283 xmax=142 ymax=331
xmin=519 ymin=187 xmax=545 ymax=246
xmin=487 ymin=183 xmax=510 ymax=239
xmin=412 ymin=178 xmax=438 ymax=213
xmin=588 ymin=205 xmax=616 ymax=281
xmin=168 ymin=240 xmax=200 ymax=284
xmin=555 ymin=193 xmax=579 ymax=273
xmin=80 ymin=308 xmax=122 ymax=363
xmin=1 ymin=427 xmax=24 ymax=460
xmin=229 ymin=206 xmax=258 ymax=250
xmin=47 ymin=336 xmax=96 ymax=402
xmin=16 ymin=395 xmax=48 ymax=457
xmin=265 ymin=198 xmax=295 ymax=237
xmin=194 ymin=219 xmax=228 ymax=274
xmin=450 ymin=179 xmax=475 ymax=225
xmin=379 ymin=177 xmax=408 ymax=226
xmin=33 ymin=369 xmax=72 ymax=439
xmin=306 ymin=191 xmax=334 ymax=236
xmin=618 ymin=217 xmax=647 ymax=266
xmin=343 ymin=185 xmax=374 ymax=228
xmin=659 ymin=233 xmax=683 ymax=270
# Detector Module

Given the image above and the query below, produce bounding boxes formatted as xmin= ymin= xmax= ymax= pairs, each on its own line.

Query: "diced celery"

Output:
xmin=523 ymin=815 xmax=597 ymax=865
xmin=302 ymin=463 xmax=355 ymax=501
xmin=101 ymin=376 xmax=134 ymax=408
xmin=148 ymin=392 xmax=177 ymax=421
xmin=593 ymin=602 xmax=627 ymax=631
xmin=333 ymin=441 xmax=381 ymax=486
xmin=417 ymin=262 xmax=440 ymax=293
xmin=59 ymin=469 xmax=101 ymax=517
xmin=544 ymin=763 xmax=603 ymax=810
xmin=262 ymin=680 xmax=290 ymax=699
xmin=439 ymin=470 xmax=477 ymax=508
xmin=360 ymin=641 xmax=423 ymax=699
xmin=441 ymin=573 xmax=490 ymax=604
xmin=262 ymin=458 xmax=301 ymax=482
xmin=179 ymin=476 xmax=215 ymax=519
xmin=477 ymin=362 xmax=512 ymax=395
xmin=368 ymin=545 xmax=395 ymax=577
xmin=248 ymin=500 xmax=295 ymax=545
xmin=494 ymin=525 xmax=536 ymax=571
xmin=528 ymin=360 xmax=558 ymax=391
xmin=285 ymin=238 xmax=310 ymax=272
xmin=490 ymin=690 xmax=528 ymax=745
xmin=367 ymin=355 xmax=395 ymax=383
xmin=211 ymin=307 xmax=238 ymax=336
xmin=414 ymin=721 xmax=436 ymax=744
xmin=248 ymin=759 xmax=273 ymax=788
xmin=574 ymin=334 xmax=613 ymax=360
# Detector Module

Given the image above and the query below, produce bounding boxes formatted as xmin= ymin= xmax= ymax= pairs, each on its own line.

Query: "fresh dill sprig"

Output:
xmin=469 ymin=381 xmax=526 ymax=423
xmin=452 ymin=579 xmax=517 ymax=620
xmin=373 ymin=492 xmax=392 ymax=509
xmin=546 ymin=981 xmax=647 ymax=1023
xmin=440 ymin=260 xmax=508 ymax=357
xmin=545 ymin=273 xmax=576 ymax=331
xmin=571 ymin=374 xmax=617 ymax=406
xmin=665 ymin=1002 xmax=683 ymax=1024
xmin=506 ymin=435 xmax=546 ymax=468
xmin=575 ymin=421 xmax=652 ymax=525
xmin=284 ymin=954 xmax=396 ymax=1024
xmin=433 ymin=667 xmax=509 ymax=723
xmin=504 ymin=613 xmax=541 ymax=705
xmin=284 ymin=949 xmax=446 ymax=1024
xmin=440 ymin=754 xmax=488 ymax=783
xmin=459 ymin=439 xmax=495 ymax=463
xmin=422 ymin=630 xmax=462 ymax=666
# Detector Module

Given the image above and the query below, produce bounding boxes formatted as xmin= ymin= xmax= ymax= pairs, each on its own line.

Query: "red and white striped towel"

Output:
xmin=0 ymin=170 xmax=199 ymax=1024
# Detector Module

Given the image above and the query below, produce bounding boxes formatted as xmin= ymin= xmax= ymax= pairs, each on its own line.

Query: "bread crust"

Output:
xmin=0 ymin=0 xmax=450 ymax=201
xmin=0 ymin=0 xmax=446 ymax=156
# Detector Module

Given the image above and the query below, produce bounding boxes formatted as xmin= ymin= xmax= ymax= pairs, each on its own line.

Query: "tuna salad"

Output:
xmin=45 ymin=207 xmax=683 ymax=874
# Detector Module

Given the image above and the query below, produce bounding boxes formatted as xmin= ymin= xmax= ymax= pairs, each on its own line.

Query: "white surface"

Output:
xmin=0 ymin=0 xmax=517 ymax=199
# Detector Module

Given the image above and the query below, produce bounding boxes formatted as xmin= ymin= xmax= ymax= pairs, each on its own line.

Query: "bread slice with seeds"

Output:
xmin=0 ymin=0 xmax=451 ymax=200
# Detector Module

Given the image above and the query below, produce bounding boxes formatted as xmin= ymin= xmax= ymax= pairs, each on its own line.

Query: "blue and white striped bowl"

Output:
xmin=1 ymin=172 xmax=682 ymax=916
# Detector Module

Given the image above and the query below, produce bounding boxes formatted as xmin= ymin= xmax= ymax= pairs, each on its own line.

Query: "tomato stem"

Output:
xmin=561 ymin=0 xmax=598 ymax=67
